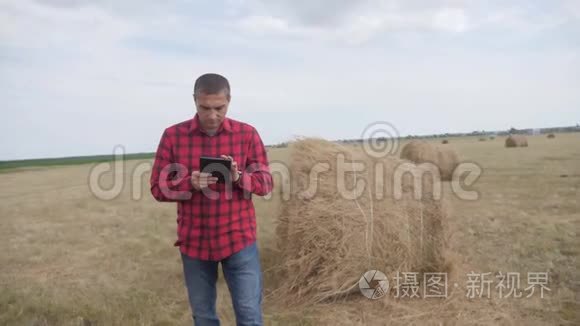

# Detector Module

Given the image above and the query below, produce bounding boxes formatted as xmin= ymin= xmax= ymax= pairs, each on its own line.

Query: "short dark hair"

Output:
xmin=194 ymin=73 xmax=230 ymax=98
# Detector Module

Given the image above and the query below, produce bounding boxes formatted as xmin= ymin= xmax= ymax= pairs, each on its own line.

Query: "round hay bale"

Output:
xmin=441 ymin=139 xmax=449 ymax=144
xmin=505 ymin=134 xmax=528 ymax=147
xmin=400 ymin=140 xmax=459 ymax=181
xmin=478 ymin=138 xmax=487 ymax=142
xmin=489 ymin=136 xmax=495 ymax=140
xmin=547 ymin=133 xmax=556 ymax=139
xmin=275 ymin=138 xmax=448 ymax=304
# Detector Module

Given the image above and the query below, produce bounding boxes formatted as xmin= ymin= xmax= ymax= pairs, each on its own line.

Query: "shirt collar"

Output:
xmin=189 ymin=114 xmax=232 ymax=135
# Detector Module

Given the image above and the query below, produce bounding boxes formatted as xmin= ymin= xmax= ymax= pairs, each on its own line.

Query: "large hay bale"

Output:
xmin=400 ymin=140 xmax=459 ymax=181
xmin=505 ymin=134 xmax=528 ymax=147
xmin=547 ymin=133 xmax=556 ymax=139
xmin=275 ymin=138 xmax=447 ymax=304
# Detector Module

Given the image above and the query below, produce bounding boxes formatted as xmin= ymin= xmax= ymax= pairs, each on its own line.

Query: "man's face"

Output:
xmin=194 ymin=91 xmax=230 ymax=132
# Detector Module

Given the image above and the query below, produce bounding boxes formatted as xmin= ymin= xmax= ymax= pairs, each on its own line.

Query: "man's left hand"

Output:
xmin=221 ymin=155 xmax=240 ymax=183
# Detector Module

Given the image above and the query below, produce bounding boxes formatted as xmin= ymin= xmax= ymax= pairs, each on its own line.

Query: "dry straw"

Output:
xmin=270 ymin=138 xmax=515 ymax=325
xmin=274 ymin=138 xmax=447 ymax=304
xmin=400 ymin=140 xmax=459 ymax=181
xmin=505 ymin=135 xmax=528 ymax=147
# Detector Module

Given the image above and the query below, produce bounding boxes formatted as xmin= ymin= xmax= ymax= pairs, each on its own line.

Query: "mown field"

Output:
xmin=0 ymin=134 xmax=578 ymax=325
xmin=0 ymin=153 xmax=154 ymax=172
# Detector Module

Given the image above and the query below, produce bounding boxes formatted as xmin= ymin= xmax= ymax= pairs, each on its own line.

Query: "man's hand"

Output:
xmin=221 ymin=155 xmax=241 ymax=183
xmin=191 ymin=171 xmax=218 ymax=191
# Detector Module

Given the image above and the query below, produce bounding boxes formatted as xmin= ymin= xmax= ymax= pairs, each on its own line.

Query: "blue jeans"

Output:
xmin=181 ymin=242 xmax=263 ymax=326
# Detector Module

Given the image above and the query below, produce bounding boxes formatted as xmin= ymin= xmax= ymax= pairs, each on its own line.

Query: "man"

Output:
xmin=150 ymin=73 xmax=273 ymax=326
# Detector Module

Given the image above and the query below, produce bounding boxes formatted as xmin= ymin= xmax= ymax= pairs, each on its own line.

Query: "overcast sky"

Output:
xmin=1 ymin=0 xmax=579 ymax=160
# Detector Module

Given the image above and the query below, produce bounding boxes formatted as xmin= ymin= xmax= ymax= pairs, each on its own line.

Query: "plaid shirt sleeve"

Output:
xmin=237 ymin=127 xmax=273 ymax=196
xmin=150 ymin=129 xmax=193 ymax=202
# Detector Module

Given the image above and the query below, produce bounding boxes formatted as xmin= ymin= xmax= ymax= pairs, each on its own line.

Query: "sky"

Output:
xmin=1 ymin=0 xmax=579 ymax=160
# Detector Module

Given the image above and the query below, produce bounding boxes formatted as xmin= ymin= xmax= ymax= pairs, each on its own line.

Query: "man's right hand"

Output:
xmin=191 ymin=171 xmax=218 ymax=191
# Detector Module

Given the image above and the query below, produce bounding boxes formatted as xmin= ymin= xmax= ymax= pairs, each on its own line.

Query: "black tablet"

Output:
xmin=200 ymin=156 xmax=232 ymax=184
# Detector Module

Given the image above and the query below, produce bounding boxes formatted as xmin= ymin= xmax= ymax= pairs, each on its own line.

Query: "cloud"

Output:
xmin=233 ymin=0 xmax=579 ymax=44
xmin=0 ymin=0 xmax=135 ymax=51
xmin=237 ymin=8 xmax=471 ymax=45
xmin=239 ymin=15 xmax=290 ymax=34
xmin=256 ymin=0 xmax=361 ymax=27
xmin=234 ymin=2 xmax=472 ymax=44
xmin=432 ymin=7 xmax=468 ymax=32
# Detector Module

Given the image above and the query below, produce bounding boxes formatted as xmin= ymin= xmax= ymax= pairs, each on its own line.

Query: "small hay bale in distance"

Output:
xmin=478 ymin=138 xmax=487 ymax=142
xmin=441 ymin=139 xmax=449 ymax=144
xmin=275 ymin=138 xmax=448 ymax=304
xmin=400 ymin=140 xmax=459 ymax=181
xmin=489 ymin=136 xmax=495 ymax=140
xmin=547 ymin=133 xmax=556 ymax=139
xmin=505 ymin=134 xmax=528 ymax=148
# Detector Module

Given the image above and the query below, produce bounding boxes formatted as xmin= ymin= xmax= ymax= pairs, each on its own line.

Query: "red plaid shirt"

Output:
xmin=150 ymin=114 xmax=273 ymax=261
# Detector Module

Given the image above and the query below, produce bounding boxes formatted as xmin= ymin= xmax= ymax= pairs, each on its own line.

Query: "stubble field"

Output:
xmin=1 ymin=133 xmax=578 ymax=325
